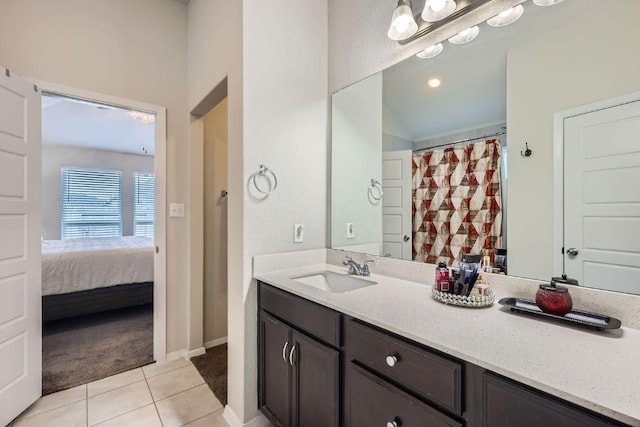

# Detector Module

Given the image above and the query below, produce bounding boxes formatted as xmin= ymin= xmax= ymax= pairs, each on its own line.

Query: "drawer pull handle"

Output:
xmin=289 ymin=345 xmax=296 ymax=366
xmin=386 ymin=355 xmax=398 ymax=367
xmin=386 ymin=419 xmax=401 ymax=427
xmin=282 ymin=341 xmax=289 ymax=363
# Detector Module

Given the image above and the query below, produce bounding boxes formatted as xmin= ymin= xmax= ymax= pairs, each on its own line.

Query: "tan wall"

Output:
xmin=0 ymin=0 xmax=189 ymax=354
xmin=203 ymin=99 xmax=228 ymax=345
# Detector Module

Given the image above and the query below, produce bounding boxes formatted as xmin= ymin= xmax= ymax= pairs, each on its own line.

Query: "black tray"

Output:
xmin=498 ymin=297 xmax=622 ymax=330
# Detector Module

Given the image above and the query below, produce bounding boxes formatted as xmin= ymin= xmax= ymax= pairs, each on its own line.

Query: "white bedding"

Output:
xmin=42 ymin=236 xmax=154 ymax=296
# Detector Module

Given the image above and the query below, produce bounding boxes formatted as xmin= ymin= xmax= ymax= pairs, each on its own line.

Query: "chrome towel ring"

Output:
xmin=252 ymin=164 xmax=278 ymax=195
xmin=369 ymin=179 xmax=383 ymax=201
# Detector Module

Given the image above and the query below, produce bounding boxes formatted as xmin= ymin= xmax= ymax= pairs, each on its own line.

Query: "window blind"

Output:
xmin=61 ymin=167 xmax=123 ymax=239
xmin=134 ymin=172 xmax=155 ymax=238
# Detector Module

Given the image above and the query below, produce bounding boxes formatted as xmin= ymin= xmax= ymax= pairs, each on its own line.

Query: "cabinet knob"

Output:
xmin=386 ymin=420 xmax=400 ymax=427
xmin=385 ymin=355 xmax=398 ymax=367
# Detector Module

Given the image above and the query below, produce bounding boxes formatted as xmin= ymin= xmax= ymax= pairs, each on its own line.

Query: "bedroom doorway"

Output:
xmin=38 ymin=82 xmax=167 ymax=393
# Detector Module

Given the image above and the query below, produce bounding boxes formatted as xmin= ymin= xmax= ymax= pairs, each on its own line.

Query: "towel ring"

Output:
xmin=369 ymin=179 xmax=383 ymax=201
xmin=252 ymin=164 xmax=278 ymax=195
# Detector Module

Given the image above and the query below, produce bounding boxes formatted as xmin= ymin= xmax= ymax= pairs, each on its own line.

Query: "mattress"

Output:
xmin=42 ymin=236 xmax=154 ymax=296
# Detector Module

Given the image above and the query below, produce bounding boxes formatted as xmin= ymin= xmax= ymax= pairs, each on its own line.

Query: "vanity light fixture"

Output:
xmin=533 ymin=0 xmax=565 ymax=6
xmin=388 ymin=0 xmax=419 ymax=41
xmin=416 ymin=43 xmax=444 ymax=59
xmin=448 ymin=25 xmax=479 ymax=44
xmin=421 ymin=0 xmax=457 ymax=23
xmin=487 ymin=5 xmax=524 ymax=27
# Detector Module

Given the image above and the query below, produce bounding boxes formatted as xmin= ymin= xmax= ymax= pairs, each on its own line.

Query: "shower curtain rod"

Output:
xmin=413 ymin=130 xmax=506 ymax=153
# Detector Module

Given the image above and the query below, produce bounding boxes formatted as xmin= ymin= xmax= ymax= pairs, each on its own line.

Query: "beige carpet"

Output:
xmin=42 ymin=304 xmax=154 ymax=395
xmin=190 ymin=344 xmax=228 ymax=405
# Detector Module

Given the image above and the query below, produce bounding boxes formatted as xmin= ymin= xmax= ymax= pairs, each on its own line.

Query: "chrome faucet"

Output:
xmin=343 ymin=256 xmax=374 ymax=276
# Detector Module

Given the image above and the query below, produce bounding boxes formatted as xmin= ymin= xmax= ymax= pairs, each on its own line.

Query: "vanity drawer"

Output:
xmin=347 ymin=362 xmax=462 ymax=427
xmin=258 ymin=282 xmax=341 ymax=347
xmin=346 ymin=318 xmax=463 ymax=415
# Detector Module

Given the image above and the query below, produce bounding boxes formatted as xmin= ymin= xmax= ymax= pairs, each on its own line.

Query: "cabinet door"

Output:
xmin=291 ymin=330 xmax=340 ymax=427
xmin=482 ymin=372 xmax=620 ymax=427
xmin=259 ymin=313 xmax=291 ymax=427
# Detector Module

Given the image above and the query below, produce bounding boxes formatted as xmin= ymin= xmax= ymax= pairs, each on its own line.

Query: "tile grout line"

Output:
xmin=85 ymin=384 xmax=89 ymax=427
xmin=145 ymin=375 xmax=165 ymax=427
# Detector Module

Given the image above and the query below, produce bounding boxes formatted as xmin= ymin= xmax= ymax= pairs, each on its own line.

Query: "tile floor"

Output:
xmin=10 ymin=358 xmax=230 ymax=427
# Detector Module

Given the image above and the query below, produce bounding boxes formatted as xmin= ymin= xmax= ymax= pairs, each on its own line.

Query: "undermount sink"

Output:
xmin=291 ymin=271 xmax=377 ymax=293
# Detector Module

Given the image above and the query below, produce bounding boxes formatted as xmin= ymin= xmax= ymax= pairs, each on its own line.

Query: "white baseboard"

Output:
xmin=165 ymin=349 xmax=188 ymax=361
xmin=223 ymin=406 xmax=270 ymax=427
xmin=187 ymin=347 xmax=206 ymax=359
xmin=204 ymin=337 xmax=228 ymax=348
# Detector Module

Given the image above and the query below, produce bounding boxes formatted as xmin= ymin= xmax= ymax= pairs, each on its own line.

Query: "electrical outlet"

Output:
xmin=294 ymin=224 xmax=304 ymax=243
xmin=347 ymin=222 xmax=355 ymax=239
xmin=169 ymin=203 xmax=185 ymax=217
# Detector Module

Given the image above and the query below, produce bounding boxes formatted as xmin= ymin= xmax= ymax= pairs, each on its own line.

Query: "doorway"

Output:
xmin=38 ymin=82 xmax=167 ymax=392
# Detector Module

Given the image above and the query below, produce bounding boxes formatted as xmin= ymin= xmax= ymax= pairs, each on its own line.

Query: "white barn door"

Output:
xmin=0 ymin=67 xmax=42 ymax=425
xmin=564 ymin=99 xmax=640 ymax=294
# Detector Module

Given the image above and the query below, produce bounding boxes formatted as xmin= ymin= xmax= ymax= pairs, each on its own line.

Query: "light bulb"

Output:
xmin=430 ymin=0 xmax=447 ymax=12
xmin=388 ymin=0 xmax=419 ymax=41
xmin=487 ymin=5 xmax=524 ymax=27
xmin=422 ymin=0 xmax=457 ymax=22
xmin=428 ymin=78 xmax=441 ymax=88
xmin=416 ymin=43 xmax=444 ymax=59
xmin=499 ymin=7 xmax=514 ymax=18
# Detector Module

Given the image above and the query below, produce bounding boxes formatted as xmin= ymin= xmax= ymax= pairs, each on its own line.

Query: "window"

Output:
xmin=134 ymin=172 xmax=155 ymax=238
xmin=61 ymin=167 xmax=122 ymax=239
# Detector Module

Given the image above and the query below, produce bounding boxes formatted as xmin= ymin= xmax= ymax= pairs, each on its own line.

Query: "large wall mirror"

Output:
xmin=331 ymin=0 xmax=640 ymax=295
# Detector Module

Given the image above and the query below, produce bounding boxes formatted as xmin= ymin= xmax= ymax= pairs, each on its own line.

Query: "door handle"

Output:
xmin=282 ymin=341 xmax=289 ymax=363
xmin=403 ymin=235 xmax=410 ymax=242
xmin=566 ymin=248 xmax=579 ymax=257
xmin=288 ymin=345 xmax=296 ymax=366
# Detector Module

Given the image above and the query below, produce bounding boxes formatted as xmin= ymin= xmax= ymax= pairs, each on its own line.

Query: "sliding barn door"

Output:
xmin=0 ymin=66 xmax=42 ymax=426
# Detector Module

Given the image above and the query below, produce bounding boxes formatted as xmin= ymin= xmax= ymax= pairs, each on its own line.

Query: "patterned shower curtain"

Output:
xmin=412 ymin=139 xmax=502 ymax=267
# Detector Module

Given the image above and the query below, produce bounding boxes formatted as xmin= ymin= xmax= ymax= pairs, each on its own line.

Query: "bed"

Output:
xmin=41 ymin=236 xmax=154 ymax=321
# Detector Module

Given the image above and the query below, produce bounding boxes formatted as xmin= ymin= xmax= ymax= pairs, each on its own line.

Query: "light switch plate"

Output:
xmin=294 ymin=224 xmax=304 ymax=243
xmin=347 ymin=222 xmax=355 ymax=239
xmin=169 ymin=203 xmax=185 ymax=217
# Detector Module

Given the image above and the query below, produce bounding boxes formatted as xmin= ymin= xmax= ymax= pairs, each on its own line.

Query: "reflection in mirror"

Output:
xmin=330 ymin=0 xmax=640 ymax=295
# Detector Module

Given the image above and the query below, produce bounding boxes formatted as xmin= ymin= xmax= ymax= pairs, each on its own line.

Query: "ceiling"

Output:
xmin=382 ymin=1 xmax=563 ymax=142
xmin=42 ymin=94 xmax=155 ymax=156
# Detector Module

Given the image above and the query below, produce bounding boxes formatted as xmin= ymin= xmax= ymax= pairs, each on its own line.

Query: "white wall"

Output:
xmin=203 ymin=99 xmax=228 ymax=345
xmin=41 ymin=145 xmax=154 ymax=240
xmin=506 ymin=0 xmax=640 ymax=279
xmin=331 ymin=73 xmax=382 ymax=249
xmin=0 ymin=0 xmax=189 ymax=354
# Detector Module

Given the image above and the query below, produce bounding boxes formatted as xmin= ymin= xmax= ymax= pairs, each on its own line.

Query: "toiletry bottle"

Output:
xmin=435 ymin=262 xmax=450 ymax=293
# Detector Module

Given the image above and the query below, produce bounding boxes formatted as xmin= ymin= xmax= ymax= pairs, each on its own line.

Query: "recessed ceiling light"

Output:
xmin=416 ymin=43 xmax=444 ymax=59
xmin=428 ymin=78 xmax=441 ymax=88
xmin=448 ymin=26 xmax=480 ymax=44
xmin=487 ymin=5 xmax=524 ymax=27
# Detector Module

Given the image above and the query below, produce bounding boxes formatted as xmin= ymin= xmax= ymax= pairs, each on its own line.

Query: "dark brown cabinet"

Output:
xmin=481 ymin=372 xmax=625 ymax=427
xmin=258 ymin=282 xmax=631 ymax=427
xmin=258 ymin=285 xmax=340 ymax=427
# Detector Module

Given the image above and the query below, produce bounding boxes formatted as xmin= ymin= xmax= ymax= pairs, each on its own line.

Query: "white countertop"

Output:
xmin=255 ymin=263 xmax=640 ymax=426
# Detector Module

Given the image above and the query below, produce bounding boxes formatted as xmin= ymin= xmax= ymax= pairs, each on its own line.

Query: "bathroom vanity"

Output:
xmin=255 ymin=252 xmax=640 ymax=427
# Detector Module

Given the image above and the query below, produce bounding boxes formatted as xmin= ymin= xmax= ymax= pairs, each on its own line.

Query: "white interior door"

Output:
xmin=564 ymin=99 xmax=640 ymax=294
xmin=0 ymin=67 xmax=42 ymax=425
xmin=382 ymin=150 xmax=412 ymax=260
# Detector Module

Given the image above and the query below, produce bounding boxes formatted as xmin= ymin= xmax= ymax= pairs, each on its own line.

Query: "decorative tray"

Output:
xmin=432 ymin=287 xmax=495 ymax=308
xmin=498 ymin=297 xmax=622 ymax=330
